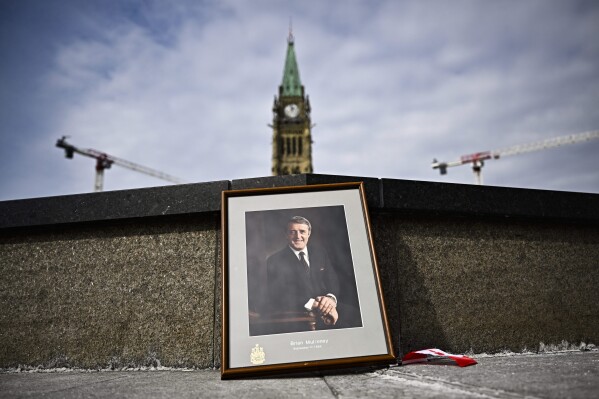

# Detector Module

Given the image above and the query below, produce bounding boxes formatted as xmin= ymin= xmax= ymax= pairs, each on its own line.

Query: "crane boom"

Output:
xmin=431 ymin=130 xmax=599 ymax=184
xmin=492 ymin=130 xmax=599 ymax=159
xmin=56 ymin=137 xmax=186 ymax=192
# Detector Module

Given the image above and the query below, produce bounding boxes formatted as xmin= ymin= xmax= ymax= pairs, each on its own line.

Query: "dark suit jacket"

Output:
xmin=266 ymin=244 xmax=340 ymax=314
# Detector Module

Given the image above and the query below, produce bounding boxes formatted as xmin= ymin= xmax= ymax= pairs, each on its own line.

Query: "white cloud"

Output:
xmin=1 ymin=0 xmax=598 ymax=200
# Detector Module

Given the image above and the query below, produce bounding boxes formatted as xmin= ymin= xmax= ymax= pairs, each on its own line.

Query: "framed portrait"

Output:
xmin=221 ymin=182 xmax=395 ymax=378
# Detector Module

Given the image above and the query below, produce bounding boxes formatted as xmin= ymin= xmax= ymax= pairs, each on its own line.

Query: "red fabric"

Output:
xmin=402 ymin=348 xmax=477 ymax=367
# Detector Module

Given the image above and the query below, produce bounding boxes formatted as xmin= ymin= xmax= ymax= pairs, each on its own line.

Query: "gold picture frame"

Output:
xmin=221 ymin=182 xmax=395 ymax=378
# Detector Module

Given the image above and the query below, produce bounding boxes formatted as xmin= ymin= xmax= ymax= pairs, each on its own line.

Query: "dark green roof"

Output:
xmin=281 ymin=36 xmax=302 ymax=97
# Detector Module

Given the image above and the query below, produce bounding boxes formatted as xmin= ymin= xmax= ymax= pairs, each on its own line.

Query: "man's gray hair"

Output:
xmin=288 ymin=216 xmax=311 ymax=232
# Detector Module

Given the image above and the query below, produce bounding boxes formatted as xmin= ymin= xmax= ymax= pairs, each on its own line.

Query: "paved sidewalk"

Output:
xmin=1 ymin=352 xmax=597 ymax=398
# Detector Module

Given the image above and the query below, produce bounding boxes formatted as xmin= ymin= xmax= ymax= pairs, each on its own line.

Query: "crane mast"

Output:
xmin=56 ymin=137 xmax=186 ymax=192
xmin=431 ymin=130 xmax=599 ymax=185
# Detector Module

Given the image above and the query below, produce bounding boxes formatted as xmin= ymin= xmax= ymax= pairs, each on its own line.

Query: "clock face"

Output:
xmin=284 ymin=104 xmax=300 ymax=118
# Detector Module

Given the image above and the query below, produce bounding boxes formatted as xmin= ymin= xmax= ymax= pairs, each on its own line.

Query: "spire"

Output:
xmin=280 ymin=28 xmax=302 ymax=97
xmin=288 ymin=16 xmax=294 ymax=44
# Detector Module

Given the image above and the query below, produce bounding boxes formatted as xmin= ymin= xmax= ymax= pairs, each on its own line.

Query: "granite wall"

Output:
xmin=1 ymin=175 xmax=597 ymax=368
xmin=0 ymin=215 xmax=220 ymax=369
xmin=373 ymin=214 xmax=599 ymax=355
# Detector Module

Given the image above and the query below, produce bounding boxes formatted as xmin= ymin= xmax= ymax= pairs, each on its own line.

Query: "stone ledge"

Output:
xmin=380 ymin=178 xmax=599 ymax=221
xmin=1 ymin=174 xmax=598 ymax=230
xmin=0 ymin=181 xmax=229 ymax=229
xmin=1 ymin=174 xmax=598 ymax=368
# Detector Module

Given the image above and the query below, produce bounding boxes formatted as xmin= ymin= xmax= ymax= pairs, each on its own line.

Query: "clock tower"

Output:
xmin=271 ymin=31 xmax=313 ymax=175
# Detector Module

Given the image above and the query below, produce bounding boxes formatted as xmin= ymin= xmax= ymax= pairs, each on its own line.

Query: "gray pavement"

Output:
xmin=1 ymin=352 xmax=597 ymax=398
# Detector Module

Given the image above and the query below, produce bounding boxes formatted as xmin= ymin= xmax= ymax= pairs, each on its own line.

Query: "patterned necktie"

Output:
xmin=299 ymin=251 xmax=309 ymax=274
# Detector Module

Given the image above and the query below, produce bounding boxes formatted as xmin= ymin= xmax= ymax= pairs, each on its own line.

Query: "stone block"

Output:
xmin=0 ymin=214 xmax=219 ymax=368
xmin=372 ymin=213 xmax=599 ymax=354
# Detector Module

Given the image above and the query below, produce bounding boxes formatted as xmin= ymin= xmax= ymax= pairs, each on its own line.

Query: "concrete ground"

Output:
xmin=1 ymin=352 xmax=597 ymax=398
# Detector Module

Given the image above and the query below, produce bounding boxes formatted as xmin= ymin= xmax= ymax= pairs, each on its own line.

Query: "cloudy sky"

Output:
xmin=1 ymin=0 xmax=598 ymax=201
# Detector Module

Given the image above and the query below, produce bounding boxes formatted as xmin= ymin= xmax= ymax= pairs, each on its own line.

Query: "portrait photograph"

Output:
xmin=221 ymin=182 xmax=395 ymax=378
xmin=245 ymin=206 xmax=363 ymax=336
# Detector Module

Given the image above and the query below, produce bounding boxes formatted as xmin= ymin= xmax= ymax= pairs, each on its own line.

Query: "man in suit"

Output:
xmin=266 ymin=216 xmax=341 ymax=328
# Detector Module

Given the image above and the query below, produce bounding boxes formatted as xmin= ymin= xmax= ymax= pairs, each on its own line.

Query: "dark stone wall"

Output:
xmin=0 ymin=215 xmax=220 ymax=368
xmin=372 ymin=213 xmax=599 ymax=355
xmin=0 ymin=175 xmax=597 ymax=368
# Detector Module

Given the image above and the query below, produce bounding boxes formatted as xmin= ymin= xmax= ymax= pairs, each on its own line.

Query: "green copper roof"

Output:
xmin=281 ymin=36 xmax=302 ymax=96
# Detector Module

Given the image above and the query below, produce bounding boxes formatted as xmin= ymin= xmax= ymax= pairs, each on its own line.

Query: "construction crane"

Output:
xmin=56 ymin=136 xmax=187 ymax=192
xmin=431 ymin=130 xmax=599 ymax=185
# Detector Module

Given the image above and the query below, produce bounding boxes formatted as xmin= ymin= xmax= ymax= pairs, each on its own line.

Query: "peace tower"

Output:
xmin=271 ymin=31 xmax=313 ymax=175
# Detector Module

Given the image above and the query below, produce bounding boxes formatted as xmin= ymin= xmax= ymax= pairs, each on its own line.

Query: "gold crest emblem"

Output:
xmin=250 ymin=344 xmax=265 ymax=365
